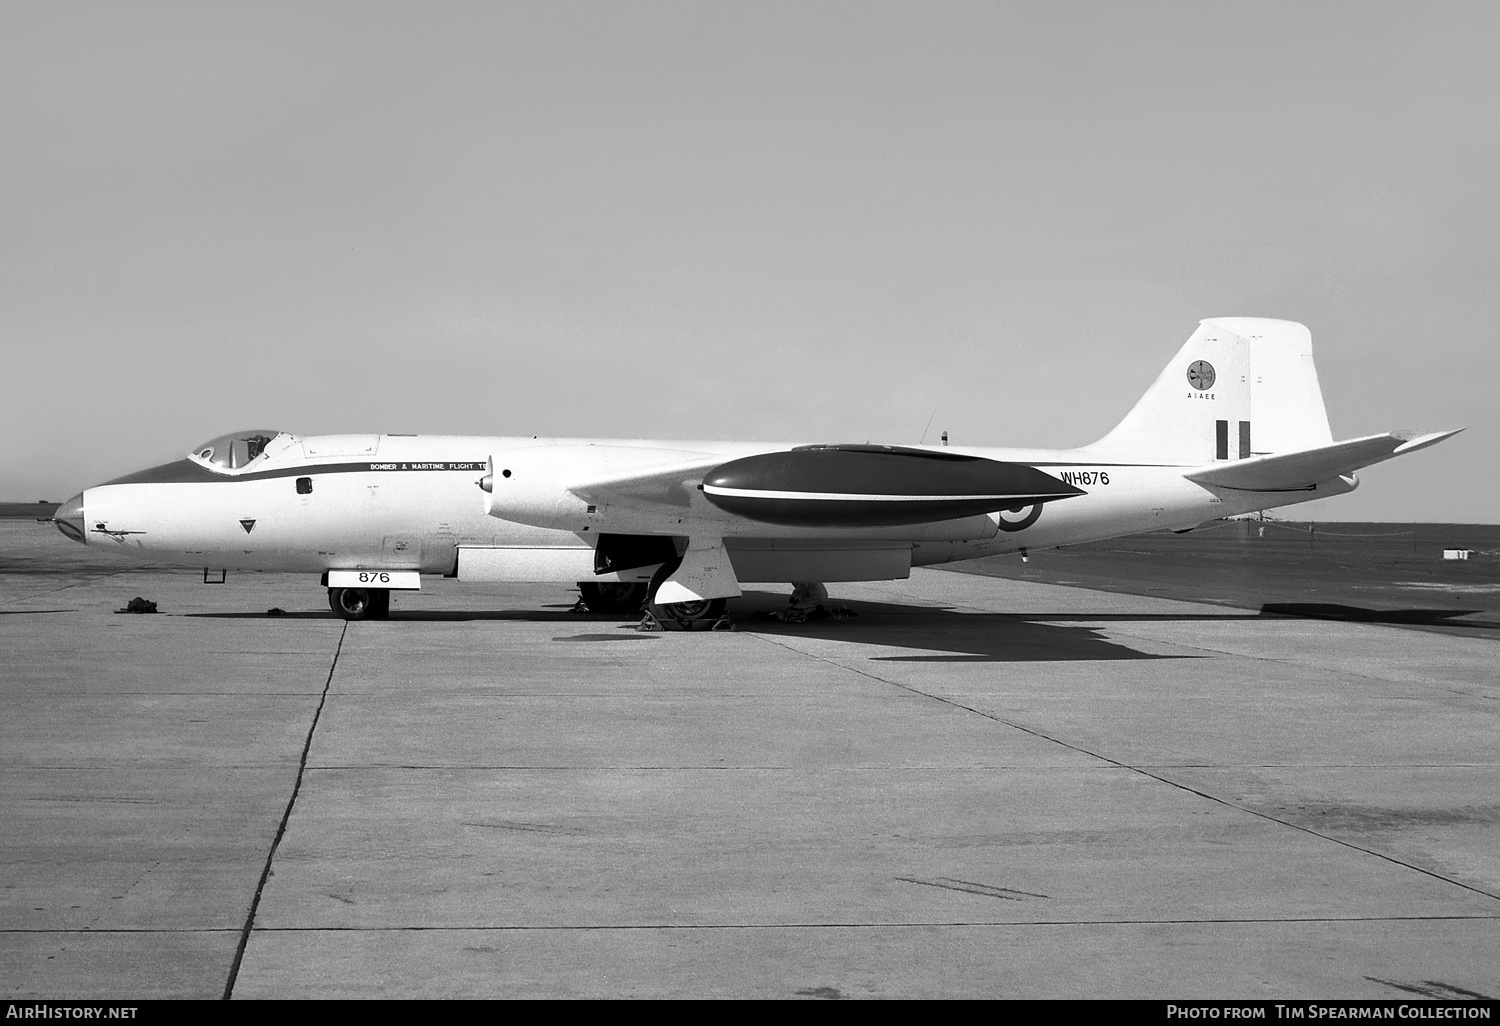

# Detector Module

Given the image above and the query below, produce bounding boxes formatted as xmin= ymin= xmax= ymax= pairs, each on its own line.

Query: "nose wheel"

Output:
xmin=328 ymin=587 xmax=390 ymax=621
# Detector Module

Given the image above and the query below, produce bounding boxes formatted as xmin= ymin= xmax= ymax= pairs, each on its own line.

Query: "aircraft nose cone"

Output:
xmin=53 ymin=493 xmax=86 ymax=545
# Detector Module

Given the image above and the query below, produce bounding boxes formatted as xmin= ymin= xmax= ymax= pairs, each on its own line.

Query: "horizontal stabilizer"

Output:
xmin=1185 ymin=429 xmax=1462 ymax=492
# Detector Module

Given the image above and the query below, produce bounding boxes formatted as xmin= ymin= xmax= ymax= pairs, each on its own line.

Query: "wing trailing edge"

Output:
xmin=1184 ymin=429 xmax=1462 ymax=492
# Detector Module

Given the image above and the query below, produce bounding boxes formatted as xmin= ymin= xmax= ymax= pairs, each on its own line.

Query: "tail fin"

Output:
xmin=1086 ymin=317 xmax=1334 ymax=463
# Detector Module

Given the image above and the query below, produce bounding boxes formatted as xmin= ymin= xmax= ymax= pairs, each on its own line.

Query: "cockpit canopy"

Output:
xmin=189 ymin=429 xmax=287 ymax=471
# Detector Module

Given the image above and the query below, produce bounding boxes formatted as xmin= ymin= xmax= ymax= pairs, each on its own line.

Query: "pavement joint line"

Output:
xmin=984 ymin=609 xmax=1500 ymax=696
xmin=221 ymin=621 xmax=347 ymax=1001
xmin=10 ymin=761 xmax=1474 ymax=771
xmin=13 ymin=762 xmax=1491 ymax=772
xmin=189 ymin=914 xmax=1500 ymax=932
xmin=295 ymin=764 xmax=1098 ymax=771
xmin=5 ymin=914 xmax=1500 ymax=936
xmin=9 ymin=692 xmax=339 ymax=697
xmin=1092 ymin=622 xmax=1498 ymax=698
xmin=1143 ymin=762 xmax=1500 ymax=769
xmin=0 ymin=928 xmax=244 ymax=934
xmin=0 ymin=565 xmax=166 ymax=606
xmin=751 ymin=632 xmax=1500 ymax=906
xmin=9 ymin=763 xmax=330 ymax=770
xmin=1126 ymin=765 xmax=1500 ymax=905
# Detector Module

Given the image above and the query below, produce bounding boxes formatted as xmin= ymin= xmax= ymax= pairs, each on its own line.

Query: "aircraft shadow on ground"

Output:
xmin=751 ymin=616 xmax=1188 ymax=663
xmin=186 ymin=609 xmax=595 ymax=622
xmin=1257 ymin=602 xmax=1497 ymax=630
xmin=732 ymin=597 xmax=1203 ymax=663
xmin=992 ymin=606 xmax=1498 ymax=632
xmin=186 ymin=594 xmax=1214 ymax=662
xmin=173 ymin=594 xmax=1496 ymax=659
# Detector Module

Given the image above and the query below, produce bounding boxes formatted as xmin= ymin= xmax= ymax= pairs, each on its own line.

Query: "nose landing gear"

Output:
xmin=328 ymin=587 xmax=390 ymax=621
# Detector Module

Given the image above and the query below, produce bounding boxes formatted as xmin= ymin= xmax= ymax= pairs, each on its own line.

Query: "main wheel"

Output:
xmin=329 ymin=587 xmax=379 ymax=621
xmin=645 ymin=562 xmax=726 ymax=631
xmin=648 ymin=595 xmax=728 ymax=631
xmin=577 ymin=581 xmax=648 ymax=615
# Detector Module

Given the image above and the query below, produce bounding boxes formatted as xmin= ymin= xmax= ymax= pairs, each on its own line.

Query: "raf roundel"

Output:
xmin=1187 ymin=360 xmax=1216 ymax=390
xmin=994 ymin=503 xmax=1043 ymax=532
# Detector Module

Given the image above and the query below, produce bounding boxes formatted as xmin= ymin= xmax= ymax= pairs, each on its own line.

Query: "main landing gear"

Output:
xmin=574 ymin=577 xmax=723 ymax=629
xmin=647 ymin=593 xmax=728 ymax=631
xmin=575 ymin=581 xmax=649 ymax=615
xmin=328 ymin=587 xmax=390 ymax=621
xmin=641 ymin=561 xmax=728 ymax=632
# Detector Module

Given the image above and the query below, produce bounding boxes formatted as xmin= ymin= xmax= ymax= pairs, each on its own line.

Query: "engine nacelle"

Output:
xmin=481 ymin=448 xmax=595 ymax=531
xmin=480 ymin=443 xmax=720 ymax=532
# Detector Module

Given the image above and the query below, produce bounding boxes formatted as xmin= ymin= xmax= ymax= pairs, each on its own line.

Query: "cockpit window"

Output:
xmin=190 ymin=429 xmax=284 ymax=470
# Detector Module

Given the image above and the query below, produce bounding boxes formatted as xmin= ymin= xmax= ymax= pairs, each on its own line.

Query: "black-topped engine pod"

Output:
xmin=700 ymin=444 xmax=1086 ymax=528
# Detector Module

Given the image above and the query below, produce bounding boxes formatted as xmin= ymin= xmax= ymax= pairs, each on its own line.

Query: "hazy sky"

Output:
xmin=3 ymin=1 xmax=1496 ymax=521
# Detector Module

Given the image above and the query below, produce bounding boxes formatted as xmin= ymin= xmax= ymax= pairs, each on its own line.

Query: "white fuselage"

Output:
xmin=74 ymin=432 xmax=1349 ymax=583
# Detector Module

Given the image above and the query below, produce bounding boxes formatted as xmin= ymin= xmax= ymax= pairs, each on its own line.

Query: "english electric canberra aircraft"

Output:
xmin=53 ymin=318 xmax=1458 ymax=629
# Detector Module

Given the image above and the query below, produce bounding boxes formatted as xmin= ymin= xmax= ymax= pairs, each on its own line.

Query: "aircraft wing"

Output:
xmin=567 ymin=444 xmax=1085 ymax=527
xmin=482 ymin=445 xmax=742 ymax=534
xmin=1185 ymin=429 xmax=1462 ymax=492
xmin=486 ymin=442 xmax=1086 ymax=538
xmin=568 ymin=455 xmax=732 ymax=512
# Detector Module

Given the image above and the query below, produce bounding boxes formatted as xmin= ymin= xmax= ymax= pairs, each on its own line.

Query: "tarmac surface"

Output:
xmin=949 ymin=519 xmax=1500 ymax=641
xmin=2 ymin=519 xmax=1497 ymax=999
